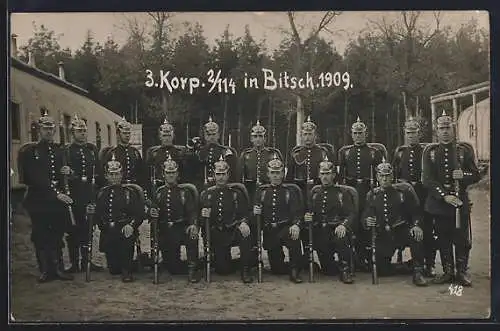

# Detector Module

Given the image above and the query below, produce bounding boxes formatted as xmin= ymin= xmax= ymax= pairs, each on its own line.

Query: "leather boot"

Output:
xmin=340 ymin=262 xmax=354 ymax=284
xmin=37 ymin=250 xmax=51 ymax=283
xmin=52 ymin=250 xmax=74 ymax=281
xmin=433 ymin=263 xmax=454 ymax=284
xmin=122 ymin=269 xmax=134 ymax=282
xmin=290 ymin=268 xmax=303 ymax=283
xmin=241 ymin=266 xmax=253 ymax=284
xmin=188 ymin=261 xmax=201 ymax=283
xmin=412 ymin=266 xmax=428 ymax=287
xmin=423 ymin=264 xmax=436 ymax=278
xmin=455 ymin=253 xmax=472 ymax=287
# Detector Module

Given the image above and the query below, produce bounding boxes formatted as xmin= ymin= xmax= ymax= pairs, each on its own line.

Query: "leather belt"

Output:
xmin=265 ymin=219 xmax=289 ymax=228
xmin=346 ymin=177 xmax=368 ymax=184
xmin=162 ymin=218 xmax=184 ymax=227
xmin=316 ymin=219 xmax=342 ymax=227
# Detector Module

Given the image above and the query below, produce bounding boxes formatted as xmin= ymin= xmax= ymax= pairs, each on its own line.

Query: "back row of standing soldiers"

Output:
xmin=17 ymin=110 xmax=480 ymax=286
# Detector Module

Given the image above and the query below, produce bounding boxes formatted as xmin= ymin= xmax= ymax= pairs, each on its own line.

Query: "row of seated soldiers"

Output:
xmin=17 ymin=110 xmax=479 ymax=287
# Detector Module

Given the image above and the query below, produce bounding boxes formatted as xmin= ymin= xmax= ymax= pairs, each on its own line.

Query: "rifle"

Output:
xmin=453 ymin=143 xmax=462 ymax=276
xmin=201 ymin=195 xmax=211 ymax=283
xmin=306 ymin=168 xmax=314 ymax=283
xmin=255 ymin=188 xmax=263 ymax=283
xmin=150 ymin=166 xmax=159 ymax=284
xmin=60 ymin=139 xmax=76 ymax=227
xmin=370 ymin=161 xmax=378 ymax=285
xmin=85 ymin=165 xmax=96 ymax=282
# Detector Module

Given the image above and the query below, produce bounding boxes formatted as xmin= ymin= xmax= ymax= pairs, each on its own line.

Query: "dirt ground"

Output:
xmin=9 ymin=188 xmax=490 ymax=322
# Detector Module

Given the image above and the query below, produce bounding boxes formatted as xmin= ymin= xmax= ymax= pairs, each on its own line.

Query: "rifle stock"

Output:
xmin=85 ymin=165 xmax=96 ymax=282
xmin=150 ymin=166 xmax=159 ymax=284
xmin=256 ymin=211 xmax=263 ymax=283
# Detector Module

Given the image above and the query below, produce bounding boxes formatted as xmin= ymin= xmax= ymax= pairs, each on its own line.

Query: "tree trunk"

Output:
xmin=237 ymin=103 xmax=242 ymax=150
xmin=268 ymin=95 xmax=273 ymax=146
xmin=295 ymin=95 xmax=303 ymax=146
xmin=161 ymin=90 xmax=168 ymax=117
xmin=343 ymin=91 xmax=348 ymax=146
xmin=397 ymin=102 xmax=401 ymax=146
xmin=222 ymin=94 xmax=228 ymax=145
xmin=371 ymin=92 xmax=376 ymax=142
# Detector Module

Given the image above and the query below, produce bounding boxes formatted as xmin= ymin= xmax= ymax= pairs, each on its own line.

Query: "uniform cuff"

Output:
xmin=435 ymin=186 xmax=446 ymax=199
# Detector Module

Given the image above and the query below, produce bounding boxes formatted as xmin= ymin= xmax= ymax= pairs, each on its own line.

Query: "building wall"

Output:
xmin=457 ymin=97 xmax=490 ymax=161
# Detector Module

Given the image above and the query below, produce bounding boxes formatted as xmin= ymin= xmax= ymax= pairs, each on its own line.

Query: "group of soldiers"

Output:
xmin=16 ymin=108 xmax=480 ymax=288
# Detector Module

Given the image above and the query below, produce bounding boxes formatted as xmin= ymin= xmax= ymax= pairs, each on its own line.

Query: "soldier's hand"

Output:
xmin=304 ymin=212 xmax=313 ymax=223
xmin=335 ymin=224 xmax=347 ymax=238
xmin=365 ymin=216 xmax=377 ymax=228
xmin=57 ymin=193 xmax=73 ymax=205
xmin=289 ymin=224 xmax=300 ymax=240
xmin=60 ymin=166 xmax=72 ymax=176
xmin=201 ymin=208 xmax=211 ymax=218
xmin=86 ymin=203 xmax=96 ymax=215
xmin=452 ymin=169 xmax=464 ymax=180
xmin=238 ymin=222 xmax=251 ymax=238
xmin=253 ymin=205 xmax=262 ymax=215
xmin=410 ymin=226 xmax=424 ymax=242
xmin=444 ymin=195 xmax=463 ymax=207
xmin=149 ymin=207 xmax=159 ymax=218
xmin=186 ymin=225 xmax=198 ymax=239
xmin=122 ymin=224 xmax=134 ymax=238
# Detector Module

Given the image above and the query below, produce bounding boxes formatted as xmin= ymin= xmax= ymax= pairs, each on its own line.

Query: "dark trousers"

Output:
xmin=263 ymin=224 xmax=303 ymax=272
xmin=313 ymin=225 xmax=351 ymax=272
xmin=158 ymin=222 xmax=199 ymax=273
xmin=65 ymin=206 xmax=94 ymax=268
xmin=102 ymin=225 xmax=136 ymax=275
xmin=211 ymin=227 xmax=252 ymax=274
xmin=433 ymin=214 xmax=471 ymax=272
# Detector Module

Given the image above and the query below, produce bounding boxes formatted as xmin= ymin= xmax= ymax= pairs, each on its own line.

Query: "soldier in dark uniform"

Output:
xmin=392 ymin=118 xmax=437 ymax=277
xmin=253 ymin=157 xmax=304 ymax=283
xmin=186 ymin=117 xmax=238 ymax=192
xmin=149 ymin=156 xmax=201 ymax=283
xmin=362 ymin=161 xmax=428 ymax=286
xmin=86 ymin=155 xmax=145 ymax=282
xmin=63 ymin=115 xmax=104 ymax=273
xmin=304 ymin=156 xmax=356 ymax=283
xmin=200 ymin=156 xmax=253 ymax=283
xmin=17 ymin=112 xmax=74 ymax=282
xmin=99 ymin=117 xmax=145 ymax=187
xmin=422 ymin=111 xmax=480 ymax=287
xmin=337 ymin=117 xmax=384 ymax=269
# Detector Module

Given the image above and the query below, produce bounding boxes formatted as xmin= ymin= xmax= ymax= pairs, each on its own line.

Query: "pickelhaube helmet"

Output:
xmin=404 ymin=117 xmax=420 ymax=132
xmin=106 ymin=154 xmax=122 ymax=173
xmin=301 ymin=115 xmax=317 ymax=133
xmin=351 ymin=116 xmax=367 ymax=132
xmin=70 ymin=113 xmax=87 ymax=130
xmin=267 ymin=154 xmax=284 ymax=172
xmin=117 ymin=116 xmax=132 ymax=133
xmin=203 ymin=116 xmax=219 ymax=134
xmin=163 ymin=154 xmax=178 ymax=173
xmin=214 ymin=155 xmax=229 ymax=174
xmin=376 ymin=157 xmax=393 ymax=175
xmin=319 ymin=155 xmax=335 ymax=174
xmin=159 ymin=116 xmax=174 ymax=134
xmin=436 ymin=110 xmax=453 ymax=128
xmin=38 ymin=109 xmax=56 ymax=128
xmin=251 ymin=119 xmax=266 ymax=136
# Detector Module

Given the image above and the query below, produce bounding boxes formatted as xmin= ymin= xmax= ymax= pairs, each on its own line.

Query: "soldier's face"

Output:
xmin=72 ymin=128 xmax=87 ymax=143
xmin=159 ymin=131 xmax=174 ymax=145
xmin=215 ymin=171 xmax=229 ymax=185
xmin=302 ymin=131 xmax=315 ymax=145
xmin=405 ymin=130 xmax=419 ymax=145
xmin=319 ymin=172 xmax=335 ymax=185
xmin=39 ymin=126 xmax=55 ymax=141
xmin=204 ymin=131 xmax=219 ymax=144
xmin=268 ymin=170 xmax=284 ymax=185
xmin=251 ymin=134 xmax=265 ymax=147
xmin=106 ymin=171 xmax=122 ymax=185
xmin=377 ymin=173 xmax=393 ymax=188
xmin=119 ymin=131 xmax=131 ymax=144
xmin=352 ymin=131 xmax=366 ymax=144
xmin=437 ymin=125 xmax=454 ymax=143
xmin=164 ymin=171 xmax=178 ymax=185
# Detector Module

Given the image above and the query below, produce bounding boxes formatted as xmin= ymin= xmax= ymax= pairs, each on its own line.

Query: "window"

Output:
xmin=469 ymin=124 xmax=474 ymax=138
xmin=10 ymin=101 xmax=20 ymax=140
xmin=107 ymin=124 xmax=112 ymax=145
xmin=96 ymin=122 xmax=101 ymax=151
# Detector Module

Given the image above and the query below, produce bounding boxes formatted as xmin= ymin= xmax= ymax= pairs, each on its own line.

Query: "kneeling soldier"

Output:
xmin=200 ymin=156 xmax=253 ymax=283
xmin=87 ymin=155 xmax=145 ymax=282
xmin=253 ymin=157 xmax=304 ymax=283
xmin=362 ymin=161 xmax=428 ymax=286
xmin=149 ymin=156 xmax=201 ymax=283
xmin=304 ymin=156 xmax=356 ymax=283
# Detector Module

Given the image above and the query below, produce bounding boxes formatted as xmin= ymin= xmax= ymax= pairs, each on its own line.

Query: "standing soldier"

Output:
xmin=422 ymin=111 xmax=480 ymax=287
xmin=185 ymin=117 xmax=238 ymax=192
xmin=304 ymin=156 xmax=356 ymax=283
xmin=148 ymin=156 xmax=201 ymax=283
xmin=63 ymin=115 xmax=104 ymax=273
xmin=86 ymin=155 xmax=146 ymax=282
xmin=253 ymin=157 xmax=304 ymax=283
xmin=200 ymin=156 xmax=253 ymax=283
xmin=337 ymin=117 xmax=384 ymax=270
xmin=17 ymin=111 xmax=74 ymax=282
xmin=362 ymin=161 xmax=428 ymax=286
xmin=392 ymin=117 xmax=437 ymax=277
xmin=99 ymin=116 xmax=145 ymax=187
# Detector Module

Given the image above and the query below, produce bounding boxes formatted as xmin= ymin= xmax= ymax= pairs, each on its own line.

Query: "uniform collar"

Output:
xmin=354 ymin=142 xmax=367 ymax=147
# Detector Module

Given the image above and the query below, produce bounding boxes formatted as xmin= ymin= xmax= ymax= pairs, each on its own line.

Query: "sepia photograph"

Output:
xmin=8 ymin=10 xmax=490 ymax=321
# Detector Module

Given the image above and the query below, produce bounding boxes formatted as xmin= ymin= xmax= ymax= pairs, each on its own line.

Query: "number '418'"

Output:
xmin=448 ymin=284 xmax=463 ymax=296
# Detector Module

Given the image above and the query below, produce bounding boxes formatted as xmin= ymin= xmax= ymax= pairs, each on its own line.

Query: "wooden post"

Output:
xmin=431 ymin=102 xmax=436 ymax=142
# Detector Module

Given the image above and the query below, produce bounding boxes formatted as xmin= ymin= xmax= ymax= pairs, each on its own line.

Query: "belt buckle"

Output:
xmin=207 ymin=177 xmax=214 ymax=182
xmin=307 ymin=179 xmax=314 ymax=185
xmin=411 ymin=181 xmax=417 ymax=186
xmin=168 ymin=222 xmax=173 ymax=227
xmin=110 ymin=222 xmax=115 ymax=228
xmin=81 ymin=176 xmax=88 ymax=182
xmin=322 ymin=223 xmax=327 ymax=228
xmin=357 ymin=179 xmax=363 ymax=183
xmin=271 ymin=223 xmax=277 ymax=228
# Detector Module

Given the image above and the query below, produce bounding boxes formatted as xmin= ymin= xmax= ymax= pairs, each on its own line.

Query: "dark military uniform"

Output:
xmin=362 ymin=163 xmax=428 ymax=286
xmin=95 ymin=157 xmax=145 ymax=282
xmin=17 ymin=113 xmax=73 ymax=282
xmin=308 ymin=158 xmax=356 ymax=282
xmin=422 ymin=112 xmax=480 ymax=286
xmin=393 ymin=118 xmax=437 ymax=275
